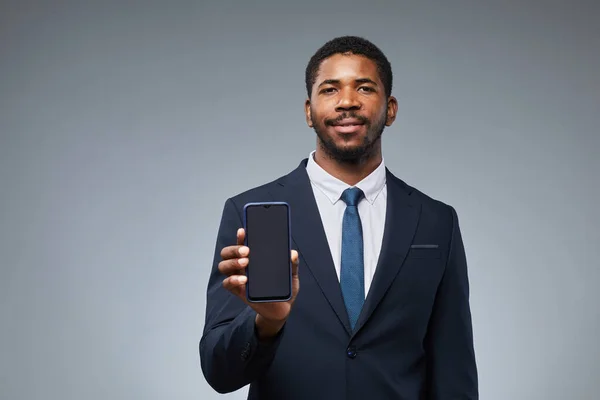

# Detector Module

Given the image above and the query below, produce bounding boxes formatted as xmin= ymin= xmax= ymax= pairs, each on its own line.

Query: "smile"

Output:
xmin=331 ymin=118 xmax=365 ymax=127
xmin=329 ymin=118 xmax=366 ymax=134
xmin=332 ymin=124 xmax=365 ymax=134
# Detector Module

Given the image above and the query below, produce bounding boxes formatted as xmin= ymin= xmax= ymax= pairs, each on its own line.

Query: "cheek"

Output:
xmin=370 ymin=104 xmax=388 ymax=122
xmin=309 ymin=107 xmax=326 ymax=123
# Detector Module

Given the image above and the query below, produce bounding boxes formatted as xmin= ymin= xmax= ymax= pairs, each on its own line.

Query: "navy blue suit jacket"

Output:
xmin=200 ymin=159 xmax=478 ymax=399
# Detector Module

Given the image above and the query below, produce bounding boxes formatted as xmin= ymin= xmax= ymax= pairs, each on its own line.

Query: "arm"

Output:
xmin=199 ymin=198 xmax=285 ymax=394
xmin=425 ymin=206 xmax=478 ymax=399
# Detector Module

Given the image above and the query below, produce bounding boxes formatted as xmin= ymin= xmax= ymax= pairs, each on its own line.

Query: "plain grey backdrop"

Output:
xmin=1 ymin=1 xmax=598 ymax=399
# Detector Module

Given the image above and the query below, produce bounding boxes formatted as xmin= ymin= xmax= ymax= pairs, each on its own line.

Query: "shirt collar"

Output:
xmin=305 ymin=150 xmax=386 ymax=205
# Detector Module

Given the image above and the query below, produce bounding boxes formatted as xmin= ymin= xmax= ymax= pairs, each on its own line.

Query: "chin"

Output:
xmin=332 ymin=131 xmax=369 ymax=145
xmin=323 ymin=142 xmax=372 ymax=163
xmin=314 ymin=123 xmax=381 ymax=163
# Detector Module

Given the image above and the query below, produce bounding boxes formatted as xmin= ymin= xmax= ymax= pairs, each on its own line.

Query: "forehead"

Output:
xmin=315 ymin=53 xmax=381 ymax=84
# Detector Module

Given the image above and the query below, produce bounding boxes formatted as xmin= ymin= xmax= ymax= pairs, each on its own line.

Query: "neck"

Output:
xmin=313 ymin=147 xmax=383 ymax=186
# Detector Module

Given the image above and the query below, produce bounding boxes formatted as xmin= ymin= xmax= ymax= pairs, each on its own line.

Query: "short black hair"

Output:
xmin=305 ymin=36 xmax=393 ymax=98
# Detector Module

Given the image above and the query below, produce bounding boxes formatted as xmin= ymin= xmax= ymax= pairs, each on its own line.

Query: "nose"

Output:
xmin=335 ymin=88 xmax=362 ymax=112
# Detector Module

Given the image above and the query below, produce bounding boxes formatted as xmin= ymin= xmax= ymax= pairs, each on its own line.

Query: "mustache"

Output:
xmin=324 ymin=112 xmax=369 ymax=126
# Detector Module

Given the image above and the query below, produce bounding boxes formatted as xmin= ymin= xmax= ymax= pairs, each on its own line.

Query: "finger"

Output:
xmin=222 ymin=275 xmax=247 ymax=297
xmin=291 ymin=250 xmax=299 ymax=277
xmin=237 ymin=228 xmax=245 ymax=246
xmin=218 ymin=257 xmax=249 ymax=276
xmin=220 ymin=244 xmax=250 ymax=260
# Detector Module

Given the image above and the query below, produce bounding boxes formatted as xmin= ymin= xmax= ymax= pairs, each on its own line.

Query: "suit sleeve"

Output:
xmin=425 ymin=206 xmax=478 ymax=399
xmin=199 ymin=198 xmax=285 ymax=394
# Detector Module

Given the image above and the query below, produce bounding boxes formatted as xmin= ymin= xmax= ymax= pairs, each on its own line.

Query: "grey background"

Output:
xmin=1 ymin=1 xmax=598 ymax=399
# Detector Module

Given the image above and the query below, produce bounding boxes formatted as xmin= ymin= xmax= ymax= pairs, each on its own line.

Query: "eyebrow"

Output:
xmin=317 ymin=78 xmax=378 ymax=88
xmin=355 ymin=78 xmax=378 ymax=86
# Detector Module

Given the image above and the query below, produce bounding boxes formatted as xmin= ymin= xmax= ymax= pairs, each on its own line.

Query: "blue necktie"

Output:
xmin=340 ymin=187 xmax=365 ymax=330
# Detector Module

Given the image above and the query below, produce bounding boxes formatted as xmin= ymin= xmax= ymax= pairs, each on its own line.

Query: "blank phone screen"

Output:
xmin=245 ymin=204 xmax=291 ymax=301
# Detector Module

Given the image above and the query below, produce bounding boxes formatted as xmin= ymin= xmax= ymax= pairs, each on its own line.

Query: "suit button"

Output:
xmin=346 ymin=346 xmax=357 ymax=359
xmin=240 ymin=342 xmax=251 ymax=361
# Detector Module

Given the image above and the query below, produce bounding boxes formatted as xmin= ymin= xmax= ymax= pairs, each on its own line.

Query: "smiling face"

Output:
xmin=305 ymin=53 xmax=397 ymax=164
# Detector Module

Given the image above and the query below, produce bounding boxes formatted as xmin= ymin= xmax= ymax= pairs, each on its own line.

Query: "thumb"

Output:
xmin=291 ymin=250 xmax=299 ymax=276
xmin=237 ymin=228 xmax=245 ymax=246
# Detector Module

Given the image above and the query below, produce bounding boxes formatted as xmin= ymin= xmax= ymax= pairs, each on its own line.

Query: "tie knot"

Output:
xmin=341 ymin=187 xmax=364 ymax=206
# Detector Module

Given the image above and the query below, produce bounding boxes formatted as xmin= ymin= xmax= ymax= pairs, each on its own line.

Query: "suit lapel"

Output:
xmin=270 ymin=160 xmax=352 ymax=335
xmin=353 ymin=170 xmax=421 ymax=335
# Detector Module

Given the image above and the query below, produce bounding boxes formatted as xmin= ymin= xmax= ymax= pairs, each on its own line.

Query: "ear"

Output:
xmin=304 ymin=99 xmax=313 ymax=127
xmin=385 ymin=96 xmax=398 ymax=126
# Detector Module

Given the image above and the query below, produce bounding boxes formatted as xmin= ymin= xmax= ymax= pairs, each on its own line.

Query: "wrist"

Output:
xmin=255 ymin=314 xmax=285 ymax=340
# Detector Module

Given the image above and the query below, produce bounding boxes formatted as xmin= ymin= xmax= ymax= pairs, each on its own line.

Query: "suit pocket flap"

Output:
xmin=407 ymin=247 xmax=441 ymax=259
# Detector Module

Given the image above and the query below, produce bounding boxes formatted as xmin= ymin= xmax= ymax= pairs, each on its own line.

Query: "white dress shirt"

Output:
xmin=305 ymin=151 xmax=387 ymax=298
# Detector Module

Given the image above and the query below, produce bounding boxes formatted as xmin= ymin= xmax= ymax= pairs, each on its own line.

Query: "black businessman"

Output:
xmin=200 ymin=36 xmax=478 ymax=399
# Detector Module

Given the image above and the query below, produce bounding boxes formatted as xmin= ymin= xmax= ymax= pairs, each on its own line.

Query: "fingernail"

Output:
xmin=238 ymin=258 xmax=248 ymax=266
xmin=239 ymin=246 xmax=249 ymax=256
xmin=238 ymin=276 xmax=247 ymax=284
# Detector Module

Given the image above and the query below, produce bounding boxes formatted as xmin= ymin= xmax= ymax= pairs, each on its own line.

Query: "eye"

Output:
xmin=320 ymin=87 xmax=337 ymax=94
xmin=358 ymin=86 xmax=375 ymax=93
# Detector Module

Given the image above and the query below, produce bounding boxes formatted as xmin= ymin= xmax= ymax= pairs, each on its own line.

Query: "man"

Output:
xmin=200 ymin=36 xmax=478 ymax=399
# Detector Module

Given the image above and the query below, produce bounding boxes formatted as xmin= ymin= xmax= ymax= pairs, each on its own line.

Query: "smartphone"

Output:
xmin=243 ymin=202 xmax=292 ymax=303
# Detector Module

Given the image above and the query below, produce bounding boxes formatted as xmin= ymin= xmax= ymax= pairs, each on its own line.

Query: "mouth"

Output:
xmin=330 ymin=118 xmax=366 ymax=134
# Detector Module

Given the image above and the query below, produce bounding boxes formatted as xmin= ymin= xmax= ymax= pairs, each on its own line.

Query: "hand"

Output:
xmin=218 ymin=228 xmax=300 ymax=339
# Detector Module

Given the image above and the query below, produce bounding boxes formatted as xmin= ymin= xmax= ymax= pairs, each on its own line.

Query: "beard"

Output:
xmin=311 ymin=109 xmax=387 ymax=164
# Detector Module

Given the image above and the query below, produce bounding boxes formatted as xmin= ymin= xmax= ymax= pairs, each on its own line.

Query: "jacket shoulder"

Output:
xmin=388 ymin=172 xmax=458 ymax=226
xmin=225 ymin=167 xmax=296 ymax=211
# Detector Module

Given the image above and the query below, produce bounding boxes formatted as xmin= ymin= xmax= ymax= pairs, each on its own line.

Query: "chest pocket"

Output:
xmin=407 ymin=246 xmax=441 ymax=259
